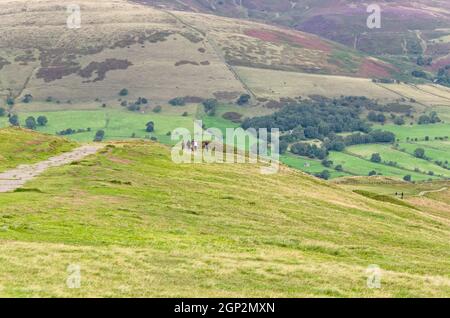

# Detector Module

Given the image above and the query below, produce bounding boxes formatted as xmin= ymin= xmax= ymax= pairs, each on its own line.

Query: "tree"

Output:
xmin=237 ymin=94 xmax=251 ymax=106
xmin=403 ymin=175 xmax=412 ymax=182
xmin=0 ymin=107 xmax=5 ymax=117
xmin=169 ymin=97 xmax=186 ymax=106
xmin=414 ymin=148 xmax=425 ymax=159
xmin=146 ymin=121 xmax=154 ymax=133
xmin=94 ymin=130 xmax=105 ymax=142
xmin=394 ymin=116 xmax=405 ymax=125
xmin=153 ymin=105 xmax=162 ymax=113
xmin=368 ymin=170 xmax=377 ymax=176
xmin=22 ymin=94 xmax=33 ymax=103
xmin=6 ymin=97 xmax=14 ymax=106
xmin=321 ymin=159 xmax=333 ymax=168
xmin=203 ymin=99 xmax=218 ymax=116
xmin=25 ymin=116 xmax=37 ymax=130
xmin=418 ymin=115 xmax=431 ymax=125
xmin=119 ymin=88 xmax=129 ymax=96
xmin=335 ymin=165 xmax=343 ymax=172
xmin=315 ymin=170 xmax=331 ymax=180
xmin=37 ymin=115 xmax=48 ymax=126
xmin=9 ymin=114 xmax=19 ymax=126
xmin=370 ymin=153 xmax=382 ymax=163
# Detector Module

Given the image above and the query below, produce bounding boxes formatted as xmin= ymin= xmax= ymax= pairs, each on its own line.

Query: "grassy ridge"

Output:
xmin=0 ymin=140 xmax=449 ymax=297
xmin=0 ymin=127 xmax=76 ymax=172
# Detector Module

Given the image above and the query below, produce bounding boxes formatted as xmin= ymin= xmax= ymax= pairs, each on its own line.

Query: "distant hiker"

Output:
xmin=186 ymin=140 xmax=191 ymax=151
xmin=193 ymin=140 xmax=199 ymax=152
xmin=401 ymin=192 xmax=404 ymax=200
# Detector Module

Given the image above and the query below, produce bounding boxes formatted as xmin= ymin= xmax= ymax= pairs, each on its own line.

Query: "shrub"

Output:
xmin=203 ymin=99 xmax=218 ymax=116
xmin=94 ymin=130 xmax=105 ymax=142
xmin=403 ymin=175 xmax=412 ymax=182
xmin=37 ymin=116 xmax=48 ymax=126
xmin=237 ymin=94 xmax=251 ymax=106
xmin=315 ymin=170 xmax=331 ymax=180
xmin=153 ymin=105 xmax=162 ymax=113
xmin=169 ymin=97 xmax=186 ymax=106
xmin=146 ymin=121 xmax=154 ymax=133
xmin=119 ymin=88 xmax=129 ymax=96
xmin=414 ymin=148 xmax=425 ymax=159
xmin=25 ymin=116 xmax=37 ymax=130
xmin=9 ymin=114 xmax=19 ymax=126
xmin=0 ymin=107 xmax=5 ymax=117
xmin=370 ymin=153 xmax=382 ymax=163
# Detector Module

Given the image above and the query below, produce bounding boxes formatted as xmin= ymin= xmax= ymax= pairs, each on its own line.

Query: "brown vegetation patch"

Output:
xmin=175 ymin=60 xmax=199 ymax=66
xmin=358 ymin=58 xmax=397 ymax=78
xmin=182 ymin=96 xmax=204 ymax=103
xmin=36 ymin=66 xmax=81 ymax=82
xmin=78 ymin=59 xmax=133 ymax=82
xmin=222 ymin=112 xmax=243 ymax=123
xmin=213 ymin=91 xmax=240 ymax=100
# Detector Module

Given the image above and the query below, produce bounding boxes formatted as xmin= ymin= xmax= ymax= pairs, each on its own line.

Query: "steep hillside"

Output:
xmin=0 ymin=135 xmax=449 ymax=297
xmin=0 ymin=0 xmax=403 ymax=107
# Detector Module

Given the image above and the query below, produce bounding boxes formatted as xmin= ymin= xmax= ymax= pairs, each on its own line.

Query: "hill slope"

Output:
xmin=0 ymin=134 xmax=448 ymax=297
xmin=0 ymin=0 xmax=404 ymax=107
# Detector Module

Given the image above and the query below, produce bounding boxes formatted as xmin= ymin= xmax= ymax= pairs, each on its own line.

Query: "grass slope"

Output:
xmin=0 ymin=127 xmax=76 ymax=172
xmin=0 ymin=138 xmax=449 ymax=297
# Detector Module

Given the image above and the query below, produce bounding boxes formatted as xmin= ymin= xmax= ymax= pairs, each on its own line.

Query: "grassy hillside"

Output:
xmin=0 ymin=137 xmax=449 ymax=297
xmin=0 ymin=127 xmax=76 ymax=172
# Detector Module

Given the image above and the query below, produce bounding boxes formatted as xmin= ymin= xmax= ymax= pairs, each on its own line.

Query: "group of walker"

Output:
xmin=181 ymin=140 xmax=210 ymax=152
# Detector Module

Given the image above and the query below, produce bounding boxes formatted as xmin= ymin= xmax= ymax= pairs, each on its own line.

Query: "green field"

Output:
xmin=328 ymin=151 xmax=438 ymax=181
xmin=345 ymin=144 xmax=450 ymax=178
xmin=281 ymin=153 xmax=350 ymax=179
xmin=0 ymin=109 xmax=198 ymax=145
xmin=376 ymin=123 xmax=450 ymax=142
xmin=0 ymin=135 xmax=449 ymax=297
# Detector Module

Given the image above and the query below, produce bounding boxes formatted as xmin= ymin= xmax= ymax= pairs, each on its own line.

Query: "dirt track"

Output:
xmin=0 ymin=145 xmax=102 ymax=193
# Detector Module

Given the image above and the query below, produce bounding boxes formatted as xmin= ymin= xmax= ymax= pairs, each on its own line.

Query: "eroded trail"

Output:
xmin=0 ymin=145 xmax=102 ymax=193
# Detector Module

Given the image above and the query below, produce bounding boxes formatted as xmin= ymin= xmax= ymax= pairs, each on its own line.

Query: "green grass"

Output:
xmin=1 ymin=109 xmax=198 ymax=145
xmin=376 ymin=123 xmax=450 ymax=142
xmin=0 ymin=140 xmax=449 ymax=297
xmin=281 ymin=153 xmax=350 ymax=179
xmin=345 ymin=144 xmax=450 ymax=178
xmin=0 ymin=127 xmax=76 ymax=172
xmin=328 ymin=151 xmax=438 ymax=182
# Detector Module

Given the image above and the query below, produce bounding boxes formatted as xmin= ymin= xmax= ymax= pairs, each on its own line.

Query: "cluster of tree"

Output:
xmin=416 ymin=56 xmax=432 ymax=66
xmin=367 ymin=111 xmax=386 ymax=123
xmin=412 ymin=70 xmax=428 ymax=79
xmin=203 ymin=99 xmax=218 ymax=116
xmin=418 ymin=112 xmax=441 ymax=125
xmin=290 ymin=143 xmax=328 ymax=160
xmin=315 ymin=170 xmax=331 ymax=180
xmin=57 ymin=127 xmax=91 ymax=136
xmin=7 ymin=115 xmax=48 ymax=129
xmin=435 ymin=65 xmax=450 ymax=87
xmin=122 ymin=97 xmax=149 ymax=112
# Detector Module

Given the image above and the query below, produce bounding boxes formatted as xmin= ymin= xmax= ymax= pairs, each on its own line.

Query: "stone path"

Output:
xmin=0 ymin=145 xmax=102 ymax=193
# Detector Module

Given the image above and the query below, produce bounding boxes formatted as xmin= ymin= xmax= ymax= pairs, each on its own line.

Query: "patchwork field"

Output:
xmin=0 ymin=132 xmax=449 ymax=297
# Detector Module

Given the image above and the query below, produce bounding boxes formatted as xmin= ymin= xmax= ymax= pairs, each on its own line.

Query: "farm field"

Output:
xmin=345 ymin=144 xmax=450 ymax=178
xmin=0 ymin=134 xmax=449 ymax=297
xmin=0 ymin=109 xmax=198 ymax=145
xmin=328 ymin=151 xmax=439 ymax=182
xmin=376 ymin=123 xmax=450 ymax=142
xmin=281 ymin=154 xmax=350 ymax=179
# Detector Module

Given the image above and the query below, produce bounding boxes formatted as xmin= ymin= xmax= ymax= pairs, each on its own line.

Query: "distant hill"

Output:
xmin=137 ymin=0 xmax=450 ymax=71
xmin=0 ymin=0 xmax=411 ymax=106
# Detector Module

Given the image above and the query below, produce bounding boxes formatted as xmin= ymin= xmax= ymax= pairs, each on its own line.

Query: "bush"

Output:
xmin=146 ymin=121 xmax=154 ymax=133
xmin=37 ymin=116 xmax=48 ymax=126
xmin=335 ymin=165 xmax=343 ymax=172
xmin=119 ymin=88 xmax=129 ymax=96
xmin=403 ymin=175 xmax=412 ymax=182
xmin=370 ymin=153 xmax=382 ymax=163
xmin=203 ymin=99 xmax=218 ymax=116
xmin=414 ymin=148 xmax=425 ymax=159
xmin=169 ymin=97 xmax=186 ymax=106
xmin=0 ymin=107 xmax=5 ymax=117
xmin=315 ymin=170 xmax=331 ymax=180
xmin=237 ymin=94 xmax=251 ymax=106
xmin=153 ymin=105 xmax=162 ymax=113
xmin=94 ymin=130 xmax=105 ymax=142
xmin=25 ymin=116 xmax=37 ymax=130
xmin=368 ymin=170 xmax=377 ymax=176
xmin=9 ymin=114 xmax=19 ymax=126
